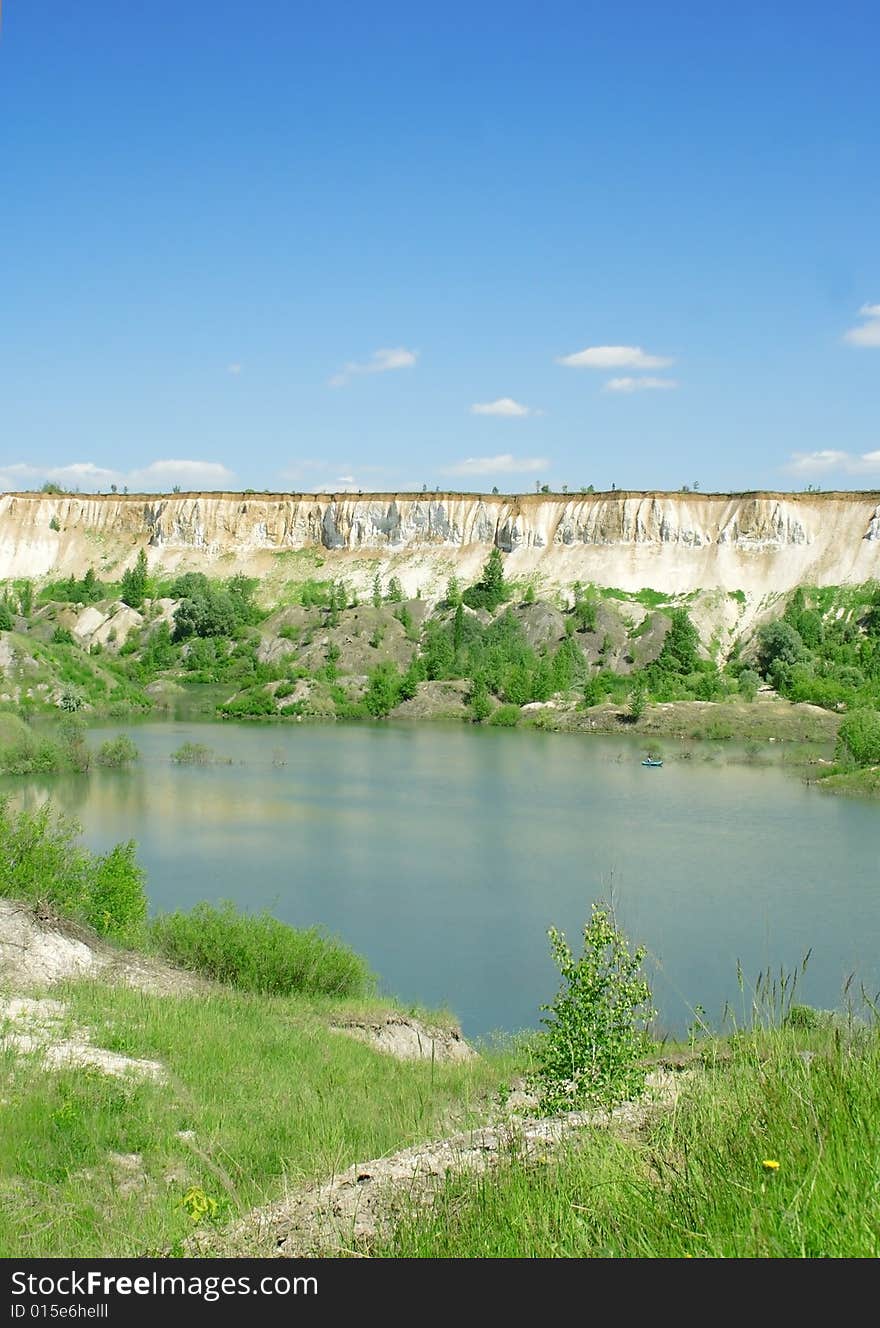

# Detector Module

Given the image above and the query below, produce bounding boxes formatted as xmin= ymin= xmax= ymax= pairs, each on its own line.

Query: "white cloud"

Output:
xmin=844 ymin=303 xmax=880 ymax=347
xmin=787 ymin=449 xmax=880 ymax=475
xmin=328 ymin=346 xmax=418 ymax=387
xmin=441 ymin=453 xmax=548 ymax=477
xmin=129 ymin=459 xmax=235 ymax=488
xmin=603 ymin=376 xmax=679 ymax=393
xmin=226 ymin=363 xmax=242 ymax=375
xmin=557 ymin=344 xmax=673 ymax=370
xmin=0 ymin=458 xmax=235 ymax=493
xmin=470 ymin=397 xmax=535 ymax=417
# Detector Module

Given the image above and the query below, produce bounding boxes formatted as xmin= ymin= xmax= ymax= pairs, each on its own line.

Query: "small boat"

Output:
xmin=641 ymin=757 xmax=663 ymax=767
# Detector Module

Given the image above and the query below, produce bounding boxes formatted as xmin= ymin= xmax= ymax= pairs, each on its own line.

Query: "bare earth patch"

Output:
xmin=0 ymin=995 xmax=165 ymax=1081
xmin=330 ymin=1015 xmax=475 ymax=1063
xmin=0 ymin=900 xmax=208 ymax=997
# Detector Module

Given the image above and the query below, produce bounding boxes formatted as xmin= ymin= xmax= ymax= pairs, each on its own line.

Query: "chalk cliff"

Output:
xmin=1 ymin=491 xmax=877 ymax=604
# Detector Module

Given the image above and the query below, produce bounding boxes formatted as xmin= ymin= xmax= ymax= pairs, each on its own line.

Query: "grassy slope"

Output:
xmin=0 ymin=980 xmax=516 ymax=1257
xmin=371 ymin=1025 xmax=880 ymax=1258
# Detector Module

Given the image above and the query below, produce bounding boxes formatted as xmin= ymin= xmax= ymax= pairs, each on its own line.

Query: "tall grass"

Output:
xmin=0 ymin=982 xmax=511 ymax=1257
xmin=149 ymin=901 xmax=374 ymax=998
xmin=372 ymin=1019 xmax=880 ymax=1258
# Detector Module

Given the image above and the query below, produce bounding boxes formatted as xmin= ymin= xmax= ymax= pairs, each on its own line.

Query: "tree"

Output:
xmin=738 ymin=668 xmax=761 ymax=701
xmin=386 ymin=576 xmax=404 ymax=603
xmin=531 ymin=902 xmax=654 ymax=1113
xmin=654 ymin=609 xmax=700 ymax=675
xmin=469 ymin=677 xmax=492 ymax=722
xmin=756 ymin=619 xmax=805 ymax=679
xmin=0 ymin=600 xmax=12 ymax=631
xmin=18 ymin=581 xmax=33 ymax=617
xmin=453 ymin=602 xmax=465 ymax=654
xmin=483 ymin=547 xmax=505 ymax=600
xmin=121 ymin=549 xmax=149 ymax=609
xmin=81 ymin=567 xmax=99 ymax=602
xmin=628 ymin=676 xmax=647 ymax=720
xmin=445 ymin=575 xmax=461 ymax=607
xmin=371 ymin=574 xmax=382 ymax=609
xmin=364 ymin=662 xmax=402 ymax=718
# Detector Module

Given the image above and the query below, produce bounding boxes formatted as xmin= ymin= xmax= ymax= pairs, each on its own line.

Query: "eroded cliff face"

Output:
xmin=1 ymin=491 xmax=878 ymax=602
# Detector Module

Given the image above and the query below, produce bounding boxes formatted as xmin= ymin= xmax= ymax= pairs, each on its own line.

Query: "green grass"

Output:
xmin=0 ymin=982 xmax=513 ymax=1257
xmin=371 ymin=1022 xmax=880 ymax=1258
xmin=598 ymin=587 xmax=671 ymax=608
xmin=0 ymin=799 xmax=147 ymax=946
xmin=812 ymin=764 xmax=880 ymax=798
xmin=149 ymin=902 xmax=374 ymax=998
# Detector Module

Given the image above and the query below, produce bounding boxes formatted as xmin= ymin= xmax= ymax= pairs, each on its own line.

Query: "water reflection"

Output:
xmin=1 ymin=722 xmax=876 ymax=1039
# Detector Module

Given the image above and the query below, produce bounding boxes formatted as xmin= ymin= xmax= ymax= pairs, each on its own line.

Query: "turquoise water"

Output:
xmin=5 ymin=722 xmax=878 ymax=1039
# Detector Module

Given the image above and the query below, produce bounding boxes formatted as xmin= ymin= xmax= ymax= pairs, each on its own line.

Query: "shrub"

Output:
xmin=704 ymin=718 xmax=734 ymax=740
xmin=86 ymin=841 xmax=147 ymax=946
xmin=96 ymin=735 xmax=140 ymax=768
xmin=221 ymin=688 xmax=276 ymax=717
xmin=364 ymin=662 xmax=403 ymax=717
xmin=489 ymin=703 xmax=520 ymax=727
xmin=170 ymin=742 xmax=214 ymax=765
xmin=531 ymin=902 xmax=654 ymax=1114
xmin=149 ymin=901 xmax=373 ymax=998
xmin=52 ymin=626 xmax=75 ymax=645
xmin=628 ymin=677 xmax=647 ymax=720
xmin=738 ymin=668 xmax=761 ymax=701
xmin=0 ymin=799 xmax=147 ymax=945
xmin=836 ymin=708 xmax=880 ymax=767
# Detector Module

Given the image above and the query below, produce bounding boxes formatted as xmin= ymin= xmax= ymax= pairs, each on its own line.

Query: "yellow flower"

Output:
xmin=762 ymin=1159 xmax=780 ymax=1171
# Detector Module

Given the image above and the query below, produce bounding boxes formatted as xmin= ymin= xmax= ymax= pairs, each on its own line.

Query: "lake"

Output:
xmin=4 ymin=722 xmax=878 ymax=1040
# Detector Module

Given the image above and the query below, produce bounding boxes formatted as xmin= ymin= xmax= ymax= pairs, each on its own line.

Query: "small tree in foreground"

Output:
xmin=531 ymin=902 xmax=654 ymax=1114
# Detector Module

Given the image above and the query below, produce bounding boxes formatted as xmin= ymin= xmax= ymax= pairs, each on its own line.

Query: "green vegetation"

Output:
xmin=120 ymin=549 xmax=151 ymax=609
xmin=172 ymin=572 xmax=261 ymax=642
xmin=149 ymin=902 xmax=373 ymax=999
xmin=0 ymin=715 xmax=92 ymax=775
xmin=374 ymin=1020 xmax=880 ymax=1257
xmin=461 ymin=547 xmax=508 ymax=611
xmin=170 ymin=741 xmax=216 ymax=764
xmin=836 ymin=708 xmax=880 ymax=767
xmin=0 ymin=979 xmax=509 ymax=1258
xmin=0 ymin=799 xmax=146 ymax=946
xmin=96 ymin=735 xmax=140 ymax=768
xmin=0 ymin=552 xmax=875 ymax=782
xmin=751 ymin=584 xmax=880 ymax=712
xmin=488 ymin=703 xmax=520 ymax=727
xmin=531 ymin=903 xmax=653 ymax=1114
xmin=1 ymin=800 xmax=878 ymax=1259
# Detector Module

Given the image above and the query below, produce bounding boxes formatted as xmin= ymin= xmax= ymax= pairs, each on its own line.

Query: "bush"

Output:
xmin=149 ymin=901 xmax=373 ymax=998
xmin=531 ymin=902 xmax=654 ymax=1114
xmin=170 ymin=742 xmax=214 ymax=765
xmin=738 ymin=668 xmax=761 ymax=701
xmin=221 ymin=688 xmax=276 ymax=717
xmin=0 ymin=799 xmax=147 ymax=945
xmin=364 ymin=662 xmax=403 ymax=717
xmin=837 ymin=708 xmax=880 ymax=767
xmin=96 ymin=735 xmax=140 ymax=768
xmin=52 ymin=626 xmax=75 ymax=645
xmin=489 ymin=703 xmax=520 ymax=727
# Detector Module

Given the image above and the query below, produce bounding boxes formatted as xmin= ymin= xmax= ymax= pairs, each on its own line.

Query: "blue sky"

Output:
xmin=0 ymin=0 xmax=877 ymax=494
